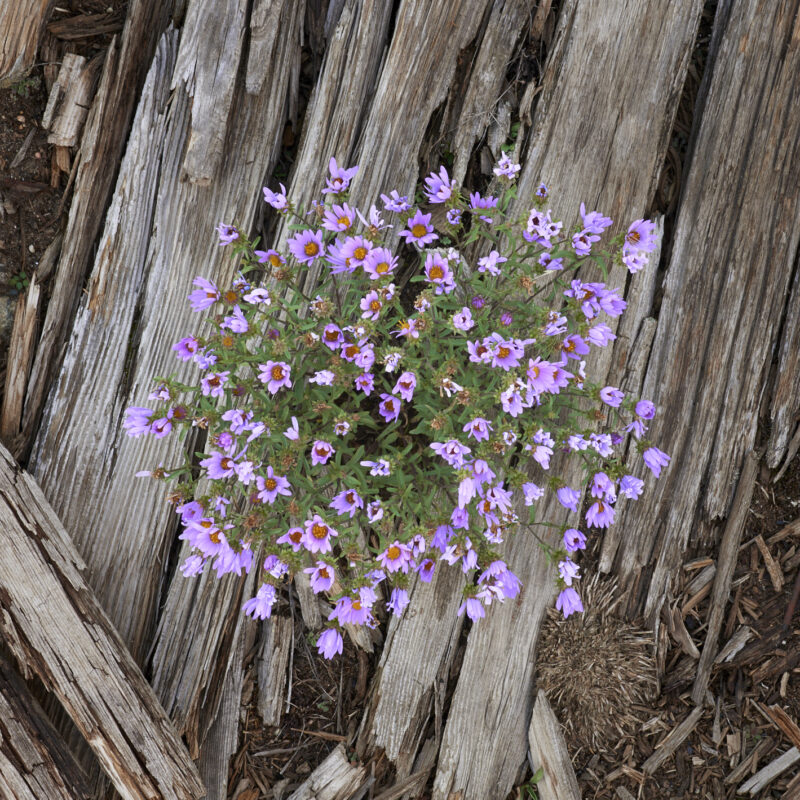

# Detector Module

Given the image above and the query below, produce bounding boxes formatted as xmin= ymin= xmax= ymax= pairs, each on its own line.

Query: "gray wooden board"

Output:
xmin=0 ymin=0 xmax=52 ymax=85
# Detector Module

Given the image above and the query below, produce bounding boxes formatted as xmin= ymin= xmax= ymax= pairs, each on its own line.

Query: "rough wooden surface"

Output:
xmin=605 ymin=0 xmax=800 ymax=621
xmin=41 ymin=52 xmax=101 ymax=147
xmin=0 ymin=656 xmax=90 ymax=800
xmin=0 ymin=0 xmax=53 ymax=85
xmin=642 ymin=706 xmax=704 ymax=775
xmin=527 ymin=690 xmax=581 ymax=800
xmin=0 ymin=442 xmax=204 ymax=800
xmin=257 ymin=616 xmax=293 ymax=727
xmin=431 ymin=1 xmax=703 ymax=796
xmin=22 ymin=0 xmax=174 ymax=460
xmin=286 ymin=743 xmax=366 ymax=800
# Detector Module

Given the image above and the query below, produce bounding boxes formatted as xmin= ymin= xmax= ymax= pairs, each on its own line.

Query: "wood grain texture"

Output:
xmin=0 ymin=442 xmax=204 ymax=800
xmin=286 ymin=744 xmax=366 ymax=800
xmin=22 ymin=0 xmax=174 ymax=458
xmin=257 ymin=616 xmax=292 ymax=726
xmin=41 ymin=52 xmax=101 ymax=147
xmin=0 ymin=656 xmax=91 ymax=800
xmin=432 ymin=2 xmax=703 ymax=797
xmin=607 ymin=0 xmax=800 ymax=620
xmin=0 ymin=0 xmax=53 ymax=85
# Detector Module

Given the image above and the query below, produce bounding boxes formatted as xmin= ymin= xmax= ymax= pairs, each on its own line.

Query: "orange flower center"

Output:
xmin=429 ymin=265 xmax=444 ymax=280
xmin=498 ymin=346 xmax=510 ymax=359
xmin=370 ymin=300 xmax=381 ymax=311
xmin=269 ymin=253 xmax=282 ymax=267
xmin=265 ymin=478 xmax=277 ymax=490
xmin=304 ymin=241 xmax=319 ymax=256
xmin=345 ymin=492 xmax=355 ymax=503
xmin=325 ymin=329 xmax=339 ymax=341
xmin=387 ymin=545 xmax=401 ymax=560
xmin=345 ymin=345 xmax=359 ymax=358
xmin=290 ymin=530 xmax=302 ymax=543
xmin=224 ymin=290 xmax=238 ymax=303
xmin=353 ymin=246 xmax=368 ymax=260
xmin=271 ymin=365 xmax=284 ymax=380
xmin=221 ymin=458 xmax=233 ymax=470
xmin=210 ymin=531 xmax=221 ymax=544
xmin=352 ymin=600 xmax=362 ymax=611
xmin=411 ymin=223 xmax=427 ymax=238
xmin=312 ymin=523 xmax=328 ymax=539
xmin=627 ymin=230 xmax=640 ymax=244
xmin=338 ymin=216 xmax=351 ymax=227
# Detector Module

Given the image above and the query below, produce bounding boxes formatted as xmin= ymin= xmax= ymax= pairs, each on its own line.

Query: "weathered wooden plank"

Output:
xmin=607 ymin=0 xmax=800 ymax=620
xmin=0 ymin=0 xmax=53 ymax=85
xmin=0 ymin=656 xmax=91 ymax=800
xmin=41 ymin=52 xmax=102 ymax=147
xmin=432 ymin=1 xmax=703 ymax=796
xmin=21 ymin=0 xmax=175 ymax=459
xmin=527 ymin=690 xmax=581 ymax=800
xmin=0 ymin=442 xmax=204 ymax=800
xmin=642 ymin=706 xmax=704 ymax=775
xmin=0 ymin=275 xmax=40 ymax=448
xmin=286 ymin=743 xmax=366 ymax=800
xmin=257 ymin=615 xmax=293 ymax=726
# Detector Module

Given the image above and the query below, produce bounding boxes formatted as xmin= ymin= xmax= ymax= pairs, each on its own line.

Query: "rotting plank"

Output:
xmin=21 ymin=0 xmax=175 ymax=460
xmin=606 ymin=0 xmax=800 ymax=621
xmin=432 ymin=1 xmax=703 ymax=797
xmin=0 ymin=442 xmax=204 ymax=800
xmin=0 ymin=655 xmax=91 ymax=800
xmin=285 ymin=743 xmax=366 ymax=800
xmin=257 ymin=616 xmax=293 ymax=726
xmin=0 ymin=0 xmax=53 ymax=86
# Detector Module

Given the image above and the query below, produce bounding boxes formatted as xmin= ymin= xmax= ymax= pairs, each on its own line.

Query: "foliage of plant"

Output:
xmin=126 ymin=154 xmax=669 ymax=658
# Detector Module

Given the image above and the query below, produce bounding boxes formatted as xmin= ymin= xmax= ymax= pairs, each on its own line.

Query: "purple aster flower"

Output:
xmin=363 ymin=246 xmax=398 ymax=279
xmin=557 ymin=486 xmax=581 ymax=513
xmin=304 ymin=561 xmax=335 ymax=593
xmin=458 ymin=597 xmax=485 ymax=622
xmin=398 ymin=209 xmax=438 ymax=247
xmin=558 ymin=559 xmax=580 ymax=586
xmin=563 ymin=528 xmax=586 ymax=553
xmin=528 ymin=429 xmax=555 ymax=470
xmin=124 ymin=406 xmax=154 ymax=437
xmin=288 ymin=229 xmax=325 ymax=264
xmin=199 ymin=451 xmax=236 ymax=480
xmin=310 ymin=440 xmax=335 ymax=466
xmin=329 ymin=488 xmax=363 ymax=518
xmin=303 ymin=514 xmax=338 ymax=553
xmin=258 ymin=360 xmax=292 ymax=394
xmin=625 ymin=218 xmax=658 ymax=253
xmin=535 ymin=182 xmax=548 ymax=199
xmin=619 ymin=475 xmax=645 ymax=499
xmin=255 ymin=248 xmax=284 ymax=269
xmin=354 ymin=372 xmax=374 ymax=396
xmin=590 ymin=432 xmax=614 ymax=457
xmin=321 ymin=202 xmax=355 ymax=233
xmin=381 ymin=190 xmax=410 ymax=212
xmin=173 ymin=336 xmax=199 ymax=361
xmin=387 ymin=587 xmax=410 ymax=617
xmin=500 ymin=312 xmax=513 ymax=326
xmin=283 ymin=416 xmax=299 ymax=440
xmin=493 ymin=152 xmax=520 ymax=179
xmin=450 ymin=507 xmax=469 ymax=529
xmin=150 ymin=417 xmax=172 ymax=438
xmin=322 ymin=157 xmax=358 ymax=195
xmin=522 ymin=482 xmax=544 ymax=506
xmin=188 ymin=276 xmax=220 ymax=311
xmin=430 ymin=439 xmax=471 ymax=467
xmin=366 ymin=499 xmax=383 ymax=523
xmin=256 ymin=467 xmax=292 ymax=504
xmin=591 ymin=472 xmax=616 ymax=501
xmin=586 ymin=500 xmax=615 ymax=528
xmin=339 ymin=235 xmax=372 ymax=268
xmin=423 ymin=251 xmax=455 ymax=294
xmin=262 ymin=183 xmax=288 ymax=210
xmin=361 ymin=458 xmax=391 ymax=476
xmin=579 ymin=202 xmax=613 ymax=233
xmin=180 ymin=554 xmax=206 ymax=577
xmin=321 ymin=323 xmax=344 ymax=350
xmin=446 ymin=207 xmax=462 ymax=225
xmin=378 ymin=541 xmax=413 ymax=574
xmin=526 ymin=207 xmax=562 ymax=246
xmin=221 ymin=305 xmax=248 ymax=334
xmin=216 ymin=223 xmax=239 ymax=245
xmin=463 ymin=417 xmax=492 ymax=442
xmin=468 ymin=191 xmax=498 ymax=224
xmin=561 ymin=334 xmax=590 ymax=361
xmin=424 ymin=165 xmax=456 ymax=203
xmin=556 ymin=587 xmax=583 ymax=617
xmin=243 ymin=287 xmax=271 ymax=305
xmin=417 ymin=558 xmax=436 ymax=582
xmin=471 ymin=295 xmax=486 ymax=309
xmin=391 ymin=318 xmax=420 ymax=339
xmin=598 ymin=287 xmax=627 ymax=317
xmin=378 ymin=393 xmax=402 ymax=423
xmin=276 ymin=526 xmax=304 ymax=551
xmin=490 ymin=336 xmax=524 ymax=370
xmin=600 ymin=386 xmax=624 ymax=407
xmin=329 ymin=594 xmax=374 ymax=627
xmin=636 ymin=399 xmax=656 ymax=419
xmin=200 ymin=370 xmax=229 ymax=398
xmin=360 ymin=290 xmax=383 ymax=320
xmin=242 ymin=583 xmax=277 ymax=620
xmin=587 ymin=323 xmax=616 ymax=347
xmin=392 ymin=371 xmax=417 ymax=401
xmin=452 ymin=306 xmax=475 ymax=331
xmin=477 ymin=250 xmax=507 ymax=275
xmin=643 ymin=447 xmax=671 ymax=478
xmin=316 ymin=627 xmax=343 ymax=659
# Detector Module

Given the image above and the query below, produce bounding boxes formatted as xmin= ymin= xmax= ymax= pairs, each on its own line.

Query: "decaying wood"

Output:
xmin=432 ymin=0 xmax=703 ymax=796
xmin=286 ymin=743 xmax=366 ymax=800
xmin=691 ymin=451 xmax=759 ymax=704
xmin=754 ymin=533 xmax=785 ymax=593
xmin=715 ymin=625 xmax=753 ymax=664
xmin=641 ymin=706 xmax=704 ymax=775
xmin=527 ymin=690 xmax=581 ymax=800
xmin=0 ymin=656 xmax=90 ymax=800
xmin=41 ymin=52 xmax=101 ymax=147
xmin=0 ymin=442 xmax=204 ymax=800
xmin=22 ymin=0 xmax=175 ymax=460
xmin=724 ymin=735 xmax=774 ymax=785
xmin=763 ymin=705 xmax=800 ymax=753
xmin=258 ymin=616 xmax=293 ymax=726
xmin=738 ymin=747 xmax=800 ymax=797
xmin=0 ymin=0 xmax=53 ymax=85
xmin=0 ymin=275 xmax=40 ymax=451
xmin=608 ymin=0 xmax=800 ymax=621
xmin=46 ymin=11 xmax=125 ymax=41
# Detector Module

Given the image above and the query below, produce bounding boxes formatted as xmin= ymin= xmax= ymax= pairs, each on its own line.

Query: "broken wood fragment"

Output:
xmin=714 ymin=625 xmax=753 ymax=664
xmin=754 ymin=534 xmax=785 ymax=592
xmin=762 ymin=705 xmax=800 ymax=752
xmin=527 ymin=690 xmax=581 ymax=800
xmin=46 ymin=11 xmax=125 ymax=40
xmin=724 ymin=736 xmax=774 ymax=785
xmin=42 ymin=52 xmax=101 ymax=147
xmin=691 ymin=451 xmax=759 ymax=704
xmin=0 ymin=442 xmax=205 ymax=800
xmin=286 ymin=743 xmax=366 ymax=800
xmin=737 ymin=747 xmax=800 ymax=797
xmin=257 ymin=615 xmax=292 ymax=726
xmin=642 ymin=706 xmax=704 ymax=775
xmin=0 ymin=0 xmax=53 ymax=86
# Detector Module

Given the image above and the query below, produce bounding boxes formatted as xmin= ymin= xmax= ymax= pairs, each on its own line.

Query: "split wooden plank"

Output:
xmin=257 ymin=616 xmax=293 ymax=726
xmin=527 ymin=690 xmax=581 ymax=800
xmin=0 ymin=655 xmax=90 ymax=800
xmin=754 ymin=533 xmax=785 ymax=592
xmin=0 ymin=442 xmax=204 ymax=800
xmin=0 ymin=0 xmax=53 ymax=85
xmin=432 ymin=0 xmax=704 ymax=796
xmin=0 ymin=275 xmax=40 ymax=449
xmin=641 ymin=706 xmax=704 ymax=775
xmin=41 ymin=52 xmax=102 ymax=147
xmin=691 ymin=451 xmax=759 ymax=704
xmin=21 ymin=0 xmax=175 ymax=459
xmin=738 ymin=747 xmax=800 ymax=797
xmin=609 ymin=0 xmax=800 ymax=621
xmin=286 ymin=743 xmax=366 ymax=800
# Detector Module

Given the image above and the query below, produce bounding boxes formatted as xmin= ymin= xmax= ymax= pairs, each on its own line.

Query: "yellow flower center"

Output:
xmin=271 ymin=365 xmax=284 ymax=380
xmin=429 ymin=265 xmax=444 ymax=280
xmin=411 ymin=223 xmax=427 ymax=238
xmin=627 ymin=230 xmax=640 ymax=244
xmin=498 ymin=346 xmax=510 ymax=359
xmin=269 ymin=253 xmax=282 ymax=267
xmin=375 ymin=261 xmax=390 ymax=273
xmin=312 ymin=523 xmax=328 ymax=539
xmin=210 ymin=531 xmax=221 ymax=544
xmin=370 ymin=300 xmax=381 ymax=311
xmin=338 ymin=215 xmax=351 ymax=227
xmin=221 ymin=458 xmax=233 ymax=470
xmin=221 ymin=334 xmax=234 ymax=348
xmin=224 ymin=290 xmax=238 ymax=303
xmin=345 ymin=491 xmax=355 ymax=503
xmin=354 ymin=246 xmax=368 ymax=260
xmin=265 ymin=478 xmax=277 ymax=490
xmin=319 ymin=567 xmax=330 ymax=579
xmin=352 ymin=600 xmax=362 ymax=611
xmin=387 ymin=545 xmax=401 ymax=560
xmin=290 ymin=530 xmax=302 ymax=543
xmin=345 ymin=345 xmax=359 ymax=358
xmin=304 ymin=241 xmax=319 ymax=256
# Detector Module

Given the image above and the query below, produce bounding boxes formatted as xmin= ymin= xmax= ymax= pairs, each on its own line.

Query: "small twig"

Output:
xmin=284 ymin=587 xmax=295 ymax=715
xmin=289 ymin=727 xmax=347 ymax=742
xmin=783 ymin=567 xmax=800 ymax=632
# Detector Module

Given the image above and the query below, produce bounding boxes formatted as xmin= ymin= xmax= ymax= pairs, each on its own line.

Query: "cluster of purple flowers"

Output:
xmin=125 ymin=155 xmax=669 ymax=657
